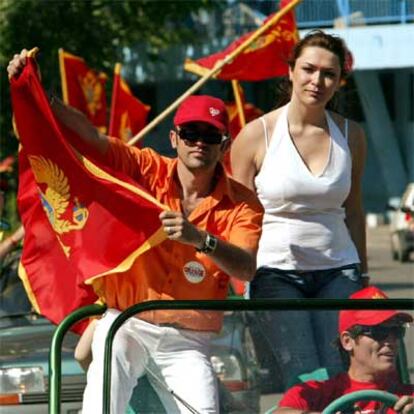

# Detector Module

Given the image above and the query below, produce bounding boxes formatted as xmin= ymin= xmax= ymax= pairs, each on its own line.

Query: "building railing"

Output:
xmin=229 ymin=0 xmax=413 ymax=32
xmin=294 ymin=0 xmax=414 ymax=28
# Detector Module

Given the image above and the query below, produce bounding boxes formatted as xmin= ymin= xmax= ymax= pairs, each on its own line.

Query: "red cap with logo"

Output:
xmin=339 ymin=286 xmax=413 ymax=333
xmin=174 ymin=95 xmax=229 ymax=132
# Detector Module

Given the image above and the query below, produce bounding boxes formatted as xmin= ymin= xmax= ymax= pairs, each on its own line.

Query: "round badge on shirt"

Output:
xmin=183 ymin=261 xmax=206 ymax=284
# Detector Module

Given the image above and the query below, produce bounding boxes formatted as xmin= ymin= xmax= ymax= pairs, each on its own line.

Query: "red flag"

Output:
xmin=184 ymin=1 xmax=299 ymax=81
xmin=223 ymin=83 xmax=263 ymax=174
xmin=16 ymin=149 xmax=97 ymax=333
xmin=11 ymin=57 xmax=166 ymax=332
xmin=59 ymin=49 xmax=108 ymax=132
xmin=108 ymin=63 xmax=150 ymax=143
xmin=226 ymin=84 xmax=263 ymax=139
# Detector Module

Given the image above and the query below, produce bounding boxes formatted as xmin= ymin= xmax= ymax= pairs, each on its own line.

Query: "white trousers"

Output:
xmin=81 ymin=309 xmax=219 ymax=414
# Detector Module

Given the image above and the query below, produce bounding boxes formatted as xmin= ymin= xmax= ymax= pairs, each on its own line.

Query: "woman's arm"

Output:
xmin=0 ymin=226 xmax=24 ymax=262
xmin=230 ymin=119 xmax=265 ymax=191
xmin=74 ymin=319 xmax=97 ymax=371
xmin=344 ymin=122 xmax=368 ymax=276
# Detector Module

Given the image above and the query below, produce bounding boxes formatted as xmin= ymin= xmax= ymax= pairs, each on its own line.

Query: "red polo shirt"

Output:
xmin=279 ymin=372 xmax=414 ymax=413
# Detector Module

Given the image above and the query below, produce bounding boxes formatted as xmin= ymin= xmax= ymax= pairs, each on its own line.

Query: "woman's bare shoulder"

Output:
xmin=329 ymin=111 xmax=346 ymax=133
xmin=233 ymin=107 xmax=282 ymax=150
xmin=244 ymin=107 xmax=283 ymax=141
xmin=330 ymin=112 xmax=366 ymax=157
xmin=330 ymin=112 xmax=364 ymax=137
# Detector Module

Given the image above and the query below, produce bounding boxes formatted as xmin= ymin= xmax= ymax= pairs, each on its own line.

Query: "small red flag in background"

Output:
xmin=11 ymin=57 xmax=166 ymax=332
xmin=59 ymin=49 xmax=108 ymax=133
xmin=184 ymin=0 xmax=299 ymax=81
xmin=226 ymin=83 xmax=264 ymax=139
xmin=109 ymin=63 xmax=150 ymax=143
xmin=223 ymin=83 xmax=263 ymax=175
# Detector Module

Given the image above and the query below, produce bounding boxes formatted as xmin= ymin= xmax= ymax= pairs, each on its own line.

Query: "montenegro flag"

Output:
xmin=11 ymin=56 xmax=166 ymax=332
xmin=226 ymin=83 xmax=263 ymax=140
xmin=223 ymin=83 xmax=263 ymax=175
xmin=59 ymin=49 xmax=108 ymax=133
xmin=108 ymin=63 xmax=150 ymax=143
xmin=184 ymin=0 xmax=299 ymax=81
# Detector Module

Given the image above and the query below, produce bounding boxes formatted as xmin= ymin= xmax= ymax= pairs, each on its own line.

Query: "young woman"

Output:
xmin=231 ymin=30 xmax=368 ymax=387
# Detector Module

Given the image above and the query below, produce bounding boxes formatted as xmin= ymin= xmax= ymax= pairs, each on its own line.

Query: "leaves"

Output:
xmin=0 ymin=0 xmax=220 ymax=158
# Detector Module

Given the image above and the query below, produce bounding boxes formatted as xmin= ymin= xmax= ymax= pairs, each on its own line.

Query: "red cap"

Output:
xmin=174 ymin=95 xmax=229 ymax=132
xmin=339 ymin=286 xmax=413 ymax=333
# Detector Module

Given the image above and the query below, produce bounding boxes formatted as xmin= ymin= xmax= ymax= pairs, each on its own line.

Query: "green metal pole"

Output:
xmin=49 ymin=303 xmax=106 ymax=414
xmin=102 ymin=298 xmax=413 ymax=413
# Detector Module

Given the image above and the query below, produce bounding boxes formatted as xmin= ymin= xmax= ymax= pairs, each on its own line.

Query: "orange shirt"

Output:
xmin=92 ymin=138 xmax=263 ymax=331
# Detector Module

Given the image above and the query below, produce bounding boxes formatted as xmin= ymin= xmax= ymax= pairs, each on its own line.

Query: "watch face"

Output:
xmin=183 ymin=261 xmax=206 ymax=284
xmin=204 ymin=234 xmax=217 ymax=253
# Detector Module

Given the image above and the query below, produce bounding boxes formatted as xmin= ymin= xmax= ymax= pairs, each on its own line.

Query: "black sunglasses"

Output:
xmin=350 ymin=325 xmax=405 ymax=341
xmin=176 ymin=128 xmax=224 ymax=145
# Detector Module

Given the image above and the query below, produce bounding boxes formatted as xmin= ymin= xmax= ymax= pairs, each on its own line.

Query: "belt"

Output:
xmin=156 ymin=322 xmax=184 ymax=329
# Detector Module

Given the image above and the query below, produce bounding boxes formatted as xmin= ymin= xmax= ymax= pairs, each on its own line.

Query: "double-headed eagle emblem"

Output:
xmin=120 ymin=112 xmax=132 ymax=142
xmin=28 ymin=155 xmax=89 ymax=257
xmin=79 ymin=70 xmax=104 ymax=116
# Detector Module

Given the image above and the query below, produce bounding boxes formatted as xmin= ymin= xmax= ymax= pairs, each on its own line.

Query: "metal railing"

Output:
xmin=49 ymin=298 xmax=414 ymax=414
xmin=295 ymin=0 xmax=414 ymax=27
xmin=231 ymin=0 xmax=414 ymax=31
xmin=49 ymin=303 xmax=106 ymax=414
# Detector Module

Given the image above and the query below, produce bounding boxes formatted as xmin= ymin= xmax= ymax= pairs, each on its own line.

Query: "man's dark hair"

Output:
xmin=334 ymin=324 xmax=367 ymax=369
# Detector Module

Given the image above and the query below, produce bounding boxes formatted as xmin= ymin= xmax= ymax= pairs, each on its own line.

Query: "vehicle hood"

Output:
xmin=0 ymin=317 xmax=82 ymax=375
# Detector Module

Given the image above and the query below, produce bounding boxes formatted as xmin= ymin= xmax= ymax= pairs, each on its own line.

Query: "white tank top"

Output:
xmin=255 ymin=104 xmax=360 ymax=270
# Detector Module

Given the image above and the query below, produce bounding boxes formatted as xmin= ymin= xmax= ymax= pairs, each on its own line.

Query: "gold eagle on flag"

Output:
xmin=78 ymin=71 xmax=104 ymax=116
xmin=120 ymin=112 xmax=133 ymax=142
xmin=28 ymin=155 xmax=88 ymax=256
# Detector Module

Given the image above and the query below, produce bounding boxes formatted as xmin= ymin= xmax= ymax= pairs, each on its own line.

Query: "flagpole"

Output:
xmin=108 ymin=63 xmax=121 ymax=136
xmin=58 ymin=49 xmax=69 ymax=105
xmin=231 ymin=80 xmax=246 ymax=128
xmin=127 ymin=0 xmax=302 ymax=146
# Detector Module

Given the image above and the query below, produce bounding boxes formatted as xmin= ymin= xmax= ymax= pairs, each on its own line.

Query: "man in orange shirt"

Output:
xmin=8 ymin=49 xmax=263 ymax=414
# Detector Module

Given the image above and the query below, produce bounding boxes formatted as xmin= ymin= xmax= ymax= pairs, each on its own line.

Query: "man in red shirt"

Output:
xmin=8 ymin=50 xmax=263 ymax=414
xmin=275 ymin=286 xmax=413 ymax=414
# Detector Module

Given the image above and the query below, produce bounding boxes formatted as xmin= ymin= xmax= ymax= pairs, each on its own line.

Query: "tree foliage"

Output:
xmin=0 ymin=0 xmax=220 ymax=158
xmin=0 ymin=0 xmax=221 ymax=228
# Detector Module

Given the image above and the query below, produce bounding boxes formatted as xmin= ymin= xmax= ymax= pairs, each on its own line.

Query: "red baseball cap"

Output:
xmin=174 ymin=95 xmax=229 ymax=132
xmin=339 ymin=286 xmax=413 ymax=333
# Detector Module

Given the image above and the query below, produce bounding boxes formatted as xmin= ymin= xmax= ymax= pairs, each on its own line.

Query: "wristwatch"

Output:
xmin=196 ymin=232 xmax=218 ymax=255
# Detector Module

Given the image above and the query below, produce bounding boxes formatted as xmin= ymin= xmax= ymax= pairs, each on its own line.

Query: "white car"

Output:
xmin=389 ymin=183 xmax=414 ymax=262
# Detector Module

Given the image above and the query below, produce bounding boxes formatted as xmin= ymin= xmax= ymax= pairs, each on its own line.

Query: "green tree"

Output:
xmin=0 ymin=0 xmax=220 ymax=226
xmin=0 ymin=0 xmax=220 ymax=158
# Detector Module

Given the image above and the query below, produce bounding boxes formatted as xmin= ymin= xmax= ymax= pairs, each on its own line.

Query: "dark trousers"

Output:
xmin=249 ymin=264 xmax=363 ymax=388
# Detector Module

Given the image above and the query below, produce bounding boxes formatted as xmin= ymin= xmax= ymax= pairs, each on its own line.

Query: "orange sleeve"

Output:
xmin=228 ymin=199 xmax=263 ymax=253
xmin=104 ymin=138 xmax=165 ymax=189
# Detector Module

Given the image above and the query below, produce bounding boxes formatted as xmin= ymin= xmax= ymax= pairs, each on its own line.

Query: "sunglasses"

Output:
xmin=176 ymin=128 xmax=224 ymax=145
xmin=350 ymin=325 xmax=405 ymax=341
